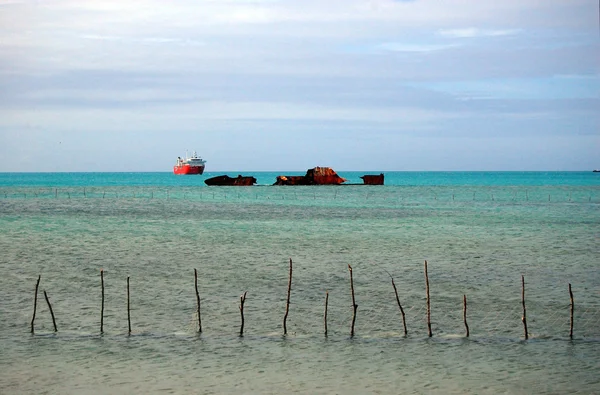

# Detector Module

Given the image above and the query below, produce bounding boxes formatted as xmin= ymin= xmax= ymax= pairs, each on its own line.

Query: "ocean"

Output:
xmin=0 ymin=171 xmax=599 ymax=394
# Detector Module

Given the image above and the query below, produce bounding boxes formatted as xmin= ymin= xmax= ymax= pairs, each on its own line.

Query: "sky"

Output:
xmin=0 ymin=0 xmax=599 ymax=172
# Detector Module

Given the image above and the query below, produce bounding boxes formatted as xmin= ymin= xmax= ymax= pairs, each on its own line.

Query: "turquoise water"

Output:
xmin=1 ymin=172 xmax=599 ymax=394
xmin=0 ymin=171 xmax=597 ymax=187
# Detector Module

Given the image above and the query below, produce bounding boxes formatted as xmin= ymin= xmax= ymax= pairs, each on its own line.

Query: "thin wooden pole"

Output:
xmin=324 ymin=291 xmax=329 ymax=336
xmin=386 ymin=271 xmax=407 ymax=336
xmin=194 ymin=268 xmax=202 ymax=333
xmin=239 ymin=291 xmax=247 ymax=336
xmin=569 ymin=283 xmax=574 ymax=339
xmin=425 ymin=260 xmax=432 ymax=337
xmin=283 ymin=258 xmax=293 ymax=335
xmin=100 ymin=269 xmax=105 ymax=333
xmin=31 ymin=275 xmax=41 ymax=333
xmin=127 ymin=276 xmax=131 ymax=335
xmin=43 ymin=290 xmax=57 ymax=332
xmin=463 ymin=294 xmax=469 ymax=337
xmin=521 ymin=275 xmax=528 ymax=340
xmin=349 ymin=264 xmax=358 ymax=337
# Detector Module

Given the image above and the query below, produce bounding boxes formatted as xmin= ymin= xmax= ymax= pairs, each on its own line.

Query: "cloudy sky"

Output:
xmin=1 ymin=0 xmax=598 ymax=172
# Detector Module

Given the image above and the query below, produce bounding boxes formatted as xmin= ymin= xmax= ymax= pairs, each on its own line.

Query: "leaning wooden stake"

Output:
xmin=239 ymin=291 xmax=247 ymax=336
xmin=283 ymin=258 xmax=293 ymax=335
xmin=348 ymin=264 xmax=358 ymax=337
xmin=521 ymin=275 xmax=528 ymax=340
xmin=324 ymin=291 xmax=329 ymax=336
xmin=569 ymin=283 xmax=574 ymax=339
xmin=463 ymin=294 xmax=469 ymax=337
xmin=127 ymin=277 xmax=131 ymax=335
xmin=31 ymin=275 xmax=41 ymax=333
xmin=100 ymin=269 xmax=105 ymax=333
xmin=194 ymin=268 xmax=202 ymax=333
xmin=43 ymin=290 xmax=57 ymax=332
xmin=425 ymin=260 xmax=432 ymax=337
xmin=386 ymin=271 xmax=407 ymax=336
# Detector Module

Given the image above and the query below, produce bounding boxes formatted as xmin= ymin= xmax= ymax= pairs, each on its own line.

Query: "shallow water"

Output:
xmin=1 ymin=172 xmax=599 ymax=394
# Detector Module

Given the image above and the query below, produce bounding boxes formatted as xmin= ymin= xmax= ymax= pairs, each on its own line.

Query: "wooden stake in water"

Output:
xmin=348 ymin=264 xmax=358 ymax=337
xmin=385 ymin=271 xmax=407 ymax=336
xmin=521 ymin=275 xmax=528 ymax=340
xmin=127 ymin=277 xmax=131 ymax=335
xmin=283 ymin=258 xmax=293 ymax=335
xmin=31 ymin=275 xmax=41 ymax=334
xmin=239 ymin=291 xmax=247 ymax=336
xmin=463 ymin=294 xmax=469 ymax=337
xmin=324 ymin=291 xmax=329 ymax=336
xmin=194 ymin=268 xmax=202 ymax=333
xmin=425 ymin=260 xmax=432 ymax=337
xmin=569 ymin=283 xmax=574 ymax=339
xmin=43 ymin=290 xmax=57 ymax=332
xmin=101 ymin=269 xmax=105 ymax=333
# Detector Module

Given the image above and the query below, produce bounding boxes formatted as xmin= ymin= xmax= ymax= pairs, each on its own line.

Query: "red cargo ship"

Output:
xmin=173 ymin=151 xmax=206 ymax=175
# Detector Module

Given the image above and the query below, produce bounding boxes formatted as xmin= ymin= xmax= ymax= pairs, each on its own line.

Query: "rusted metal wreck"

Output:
xmin=274 ymin=167 xmax=347 ymax=185
xmin=360 ymin=174 xmax=384 ymax=185
xmin=204 ymin=175 xmax=257 ymax=186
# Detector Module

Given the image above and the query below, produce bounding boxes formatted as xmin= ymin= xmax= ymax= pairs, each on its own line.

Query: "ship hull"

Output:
xmin=173 ymin=165 xmax=205 ymax=175
xmin=205 ymin=175 xmax=257 ymax=186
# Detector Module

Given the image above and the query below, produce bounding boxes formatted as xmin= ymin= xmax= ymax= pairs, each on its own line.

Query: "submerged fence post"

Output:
xmin=239 ymin=291 xmax=247 ymax=336
xmin=569 ymin=283 xmax=574 ymax=339
xmin=463 ymin=294 xmax=469 ymax=337
xmin=194 ymin=268 xmax=202 ymax=333
xmin=386 ymin=271 xmax=407 ymax=336
xmin=127 ymin=277 xmax=131 ymax=335
xmin=101 ymin=269 xmax=105 ymax=333
xmin=425 ymin=260 xmax=432 ymax=337
xmin=348 ymin=265 xmax=358 ymax=337
xmin=31 ymin=275 xmax=41 ymax=333
xmin=521 ymin=275 xmax=528 ymax=340
xmin=43 ymin=290 xmax=57 ymax=332
xmin=324 ymin=291 xmax=329 ymax=336
xmin=283 ymin=258 xmax=293 ymax=335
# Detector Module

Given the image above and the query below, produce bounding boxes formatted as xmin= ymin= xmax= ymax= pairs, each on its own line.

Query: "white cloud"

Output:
xmin=377 ymin=42 xmax=460 ymax=53
xmin=438 ymin=28 xmax=521 ymax=38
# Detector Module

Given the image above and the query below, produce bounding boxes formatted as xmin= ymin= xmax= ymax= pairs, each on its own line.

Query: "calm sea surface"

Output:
xmin=1 ymin=172 xmax=599 ymax=394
